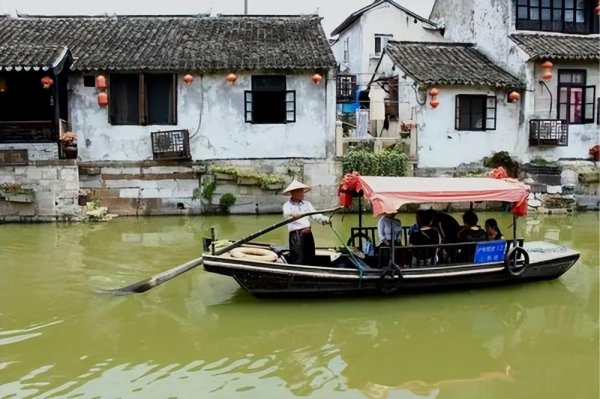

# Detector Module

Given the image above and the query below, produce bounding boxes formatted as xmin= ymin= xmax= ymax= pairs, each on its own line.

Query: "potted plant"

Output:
xmin=210 ymin=165 xmax=238 ymax=181
xmin=236 ymin=170 xmax=261 ymax=185
xmin=0 ymin=182 xmax=35 ymax=203
xmin=60 ymin=131 xmax=77 ymax=159
xmin=259 ymin=174 xmax=285 ymax=190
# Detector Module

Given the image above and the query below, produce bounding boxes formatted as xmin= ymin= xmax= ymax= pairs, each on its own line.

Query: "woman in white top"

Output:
xmin=377 ymin=212 xmax=402 ymax=246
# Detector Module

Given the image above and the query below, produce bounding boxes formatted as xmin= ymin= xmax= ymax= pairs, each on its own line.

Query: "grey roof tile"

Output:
xmin=0 ymin=15 xmax=336 ymax=72
xmin=385 ymin=41 xmax=524 ymax=89
xmin=510 ymin=33 xmax=599 ymax=61
xmin=0 ymin=43 xmax=70 ymax=70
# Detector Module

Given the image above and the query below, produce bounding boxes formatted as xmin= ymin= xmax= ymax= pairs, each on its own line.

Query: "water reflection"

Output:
xmin=0 ymin=212 xmax=597 ymax=398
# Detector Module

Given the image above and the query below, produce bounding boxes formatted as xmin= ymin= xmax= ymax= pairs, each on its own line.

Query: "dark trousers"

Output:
xmin=289 ymin=229 xmax=316 ymax=265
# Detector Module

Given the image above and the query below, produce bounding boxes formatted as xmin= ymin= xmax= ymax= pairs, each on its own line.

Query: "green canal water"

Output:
xmin=0 ymin=212 xmax=598 ymax=398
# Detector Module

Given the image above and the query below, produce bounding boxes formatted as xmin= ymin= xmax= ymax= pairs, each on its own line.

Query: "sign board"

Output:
xmin=0 ymin=149 xmax=28 ymax=165
xmin=474 ymin=240 xmax=507 ymax=264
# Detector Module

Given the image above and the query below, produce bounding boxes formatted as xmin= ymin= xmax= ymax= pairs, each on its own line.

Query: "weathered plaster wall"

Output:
xmin=332 ymin=4 xmax=443 ymax=88
xmin=0 ymin=143 xmax=59 ymax=161
xmin=69 ymin=72 xmax=333 ymax=162
xmin=395 ymin=76 xmax=522 ymax=168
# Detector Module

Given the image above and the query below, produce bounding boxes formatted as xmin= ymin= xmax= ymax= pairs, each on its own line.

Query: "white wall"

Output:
xmin=69 ymin=72 xmax=333 ymax=162
xmin=431 ymin=0 xmax=600 ymax=163
xmin=331 ymin=2 xmax=443 ymax=88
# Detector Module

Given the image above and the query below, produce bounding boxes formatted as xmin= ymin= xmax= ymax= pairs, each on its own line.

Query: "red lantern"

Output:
xmin=97 ymin=92 xmax=108 ymax=107
xmin=541 ymin=60 xmax=553 ymax=69
xmin=183 ymin=74 xmax=194 ymax=85
xmin=508 ymin=91 xmax=520 ymax=102
xmin=428 ymin=87 xmax=439 ymax=97
xmin=542 ymin=71 xmax=553 ymax=80
xmin=95 ymin=75 xmax=107 ymax=90
xmin=429 ymin=99 xmax=440 ymax=109
xmin=312 ymin=73 xmax=322 ymax=85
xmin=596 ymin=4 xmax=600 ymax=15
xmin=41 ymin=76 xmax=53 ymax=89
xmin=225 ymin=73 xmax=237 ymax=84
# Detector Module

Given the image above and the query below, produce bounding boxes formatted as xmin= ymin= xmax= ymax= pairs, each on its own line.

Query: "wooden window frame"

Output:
xmin=244 ymin=75 xmax=295 ymax=124
xmin=455 ymin=95 xmax=497 ymax=131
xmin=109 ymin=73 xmax=177 ymax=126
xmin=516 ymin=0 xmax=598 ymax=34
xmin=557 ymin=69 xmax=595 ymax=124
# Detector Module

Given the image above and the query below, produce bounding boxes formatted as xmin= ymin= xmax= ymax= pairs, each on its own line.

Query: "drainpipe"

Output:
xmin=244 ymin=0 xmax=248 ymax=14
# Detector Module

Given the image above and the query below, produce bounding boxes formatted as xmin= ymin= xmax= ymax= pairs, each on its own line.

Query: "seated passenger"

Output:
xmin=457 ymin=210 xmax=487 ymax=242
xmin=377 ymin=211 xmax=402 ymax=246
xmin=377 ymin=211 xmax=402 ymax=268
xmin=456 ymin=210 xmax=487 ymax=262
xmin=409 ymin=210 xmax=441 ymax=267
xmin=485 ymin=218 xmax=504 ymax=241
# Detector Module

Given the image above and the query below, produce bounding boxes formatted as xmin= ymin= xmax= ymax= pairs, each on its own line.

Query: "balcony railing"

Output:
xmin=529 ymin=119 xmax=568 ymax=146
xmin=151 ymin=129 xmax=191 ymax=160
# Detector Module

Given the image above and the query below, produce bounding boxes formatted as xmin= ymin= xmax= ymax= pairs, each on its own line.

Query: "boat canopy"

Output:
xmin=358 ymin=176 xmax=529 ymax=216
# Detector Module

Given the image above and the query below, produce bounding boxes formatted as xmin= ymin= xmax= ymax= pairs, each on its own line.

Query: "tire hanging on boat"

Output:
xmin=505 ymin=246 xmax=529 ymax=276
xmin=230 ymin=247 xmax=278 ymax=262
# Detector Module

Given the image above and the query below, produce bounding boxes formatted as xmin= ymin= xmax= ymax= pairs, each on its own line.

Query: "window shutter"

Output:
xmin=244 ymin=91 xmax=253 ymax=123
xmin=584 ymin=85 xmax=596 ymax=124
xmin=285 ymin=90 xmax=296 ymax=123
xmin=454 ymin=96 xmax=460 ymax=130
xmin=139 ymin=74 xmax=147 ymax=125
xmin=485 ymin=96 xmax=497 ymax=130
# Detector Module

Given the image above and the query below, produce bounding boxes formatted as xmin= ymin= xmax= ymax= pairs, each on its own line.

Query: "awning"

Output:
xmin=0 ymin=44 xmax=71 ymax=73
xmin=358 ymin=176 xmax=529 ymax=216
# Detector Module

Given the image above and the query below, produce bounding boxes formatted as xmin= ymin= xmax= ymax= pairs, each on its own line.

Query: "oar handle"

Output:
xmin=100 ymin=206 xmax=341 ymax=295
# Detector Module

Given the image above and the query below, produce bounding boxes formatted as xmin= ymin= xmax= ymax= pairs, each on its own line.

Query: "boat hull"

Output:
xmin=202 ymin=241 xmax=580 ymax=298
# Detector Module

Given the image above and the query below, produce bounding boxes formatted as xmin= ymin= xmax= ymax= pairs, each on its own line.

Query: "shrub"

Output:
xmin=483 ymin=151 xmax=519 ymax=177
xmin=219 ymin=193 xmax=237 ymax=213
xmin=342 ymin=146 xmax=408 ymax=176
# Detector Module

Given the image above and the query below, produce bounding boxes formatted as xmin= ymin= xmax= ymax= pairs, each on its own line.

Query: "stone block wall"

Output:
xmin=0 ymin=161 xmax=80 ymax=222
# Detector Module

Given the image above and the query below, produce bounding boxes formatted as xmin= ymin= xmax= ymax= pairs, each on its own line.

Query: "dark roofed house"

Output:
xmin=0 ymin=14 xmax=338 ymax=217
xmin=369 ymin=40 xmax=525 ymax=168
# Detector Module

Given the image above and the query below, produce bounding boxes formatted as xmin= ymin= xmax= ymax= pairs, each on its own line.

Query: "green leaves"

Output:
xmin=342 ymin=146 xmax=408 ymax=176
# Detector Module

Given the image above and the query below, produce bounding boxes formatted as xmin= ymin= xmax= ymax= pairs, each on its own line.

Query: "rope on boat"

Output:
xmin=329 ymin=225 xmax=366 ymax=288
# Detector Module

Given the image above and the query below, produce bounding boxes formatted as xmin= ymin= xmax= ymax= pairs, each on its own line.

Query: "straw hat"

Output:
xmin=282 ymin=179 xmax=311 ymax=195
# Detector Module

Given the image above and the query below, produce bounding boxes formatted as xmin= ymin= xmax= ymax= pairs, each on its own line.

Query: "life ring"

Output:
xmin=230 ymin=247 xmax=278 ymax=262
xmin=504 ymin=246 xmax=529 ymax=276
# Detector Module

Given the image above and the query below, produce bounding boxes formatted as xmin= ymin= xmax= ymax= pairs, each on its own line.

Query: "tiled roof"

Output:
xmin=0 ymin=43 xmax=70 ymax=71
xmin=0 ymin=15 xmax=336 ymax=72
xmin=510 ymin=33 xmax=600 ymax=61
xmin=385 ymin=41 xmax=524 ymax=89
xmin=331 ymin=0 xmax=438 ymax=36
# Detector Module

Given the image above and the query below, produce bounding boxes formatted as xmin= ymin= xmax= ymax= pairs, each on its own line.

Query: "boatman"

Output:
xmin=282 ymin=179 xmax=331 ymax=265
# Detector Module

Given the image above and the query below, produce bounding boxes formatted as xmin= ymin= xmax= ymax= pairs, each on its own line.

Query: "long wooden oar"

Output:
xmin=99 ymin=206 xmax=341 ymax=295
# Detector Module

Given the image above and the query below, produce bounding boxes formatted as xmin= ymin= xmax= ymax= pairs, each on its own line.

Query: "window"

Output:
xmin=343 ymin=38 xmax=349 ymax=63
xmin=455 ymin=95 xmax=497 ymax=131
xmin=337 ymin=75 xmax=357 ymax=103
xmin=109 ymin=73 xmax=177 ymax=125
xmin=374 ymin=34 xmax=392 ymax=55
xmin=244 ymin=76 xmax=295 ymax=124
xmin=516 ymin=0 xmax=599 ymax=34
xmin=557 ymin=70 xmax=595 ymax=124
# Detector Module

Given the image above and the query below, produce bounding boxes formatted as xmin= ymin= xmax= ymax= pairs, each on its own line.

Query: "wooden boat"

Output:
xmin=202 ymin=176 xmax=580 ymax=298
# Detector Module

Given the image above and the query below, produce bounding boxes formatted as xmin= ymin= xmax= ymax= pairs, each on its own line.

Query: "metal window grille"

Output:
xmin=151 ymin=129 xmax=191 ymax=160
xmin=337 ymin=75 xmax=357 ymax=103
xmin=529 ymin=119 xmax=568 ymax=146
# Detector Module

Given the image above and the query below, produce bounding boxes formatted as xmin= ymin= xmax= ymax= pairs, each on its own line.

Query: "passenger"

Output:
xmin=432 ymin=210 xmax=460 ymax=243
xmin=377 ymin=211 xmax=402 ymax=246
xmin=409 ymin=209 xmax=441 ymax=266
xmin=282 ymin=179 xmax=331 ymax=265
xmin=456 ymin=210 xmax=487 ymax=262
xmin=485 ymin=218 xmax=504 ymax=241
xmin=377 ymin=211 xmax=402 ymax=268
xmin=457 ymin=210 xmax=487 ymax=242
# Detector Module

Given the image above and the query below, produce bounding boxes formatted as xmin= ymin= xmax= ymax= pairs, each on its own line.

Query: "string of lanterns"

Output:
xmin=541 ymin=60 xmax=553 ymax=81
xmin=95 ymin=75 xmax=108 ymax=107
xmin=428 ymin=87 xmax=439 ymax=109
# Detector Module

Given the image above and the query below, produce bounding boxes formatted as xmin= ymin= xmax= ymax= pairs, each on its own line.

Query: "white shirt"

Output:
xmin=377 ymin=216 xmax=402 ymax=243
xmin=282 ymin=199 xmax=329 ymax=232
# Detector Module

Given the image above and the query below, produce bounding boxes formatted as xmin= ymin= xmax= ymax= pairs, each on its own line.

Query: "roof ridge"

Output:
xmin=12 ymin=13 xmax=211 ymax=19
xmin=388 ymin=40 xmax=474 ymax=47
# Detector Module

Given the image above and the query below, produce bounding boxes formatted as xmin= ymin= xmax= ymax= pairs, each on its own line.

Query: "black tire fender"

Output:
xmin=505 ymin=246 xmax=529 ymax=276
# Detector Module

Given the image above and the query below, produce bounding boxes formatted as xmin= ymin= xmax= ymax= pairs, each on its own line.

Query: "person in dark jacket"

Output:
xmin=456 ymin=210 xmax=487 ymax=262
xmin=409 ymin=210 xmax=441 ymax=266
